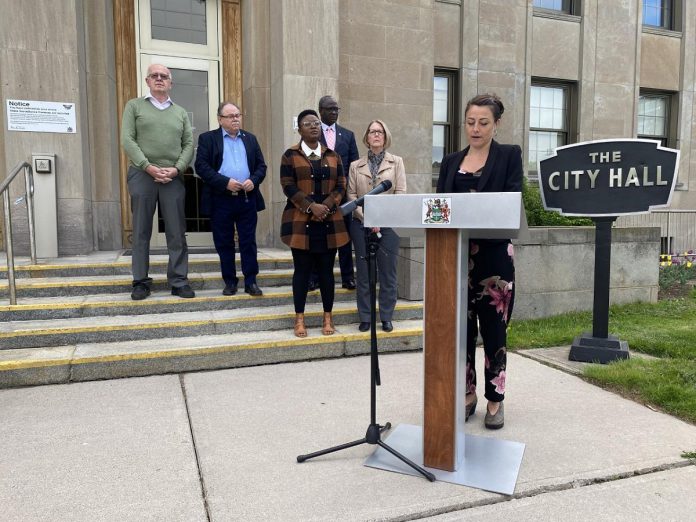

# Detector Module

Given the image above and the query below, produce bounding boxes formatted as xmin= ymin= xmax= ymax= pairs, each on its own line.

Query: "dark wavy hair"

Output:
xmin=465 ymin=93 xmax=505 ymax=122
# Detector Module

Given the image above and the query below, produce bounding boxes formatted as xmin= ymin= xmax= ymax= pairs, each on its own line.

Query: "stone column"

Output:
xmin=264 ymin=0 xmax=340 ymax=247
xmin=0 ymin=0 xmax=96 ymax=254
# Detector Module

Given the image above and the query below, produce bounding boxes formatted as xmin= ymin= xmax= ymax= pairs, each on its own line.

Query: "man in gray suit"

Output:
xmin=121 ymin=63 xmax=195 ymax=300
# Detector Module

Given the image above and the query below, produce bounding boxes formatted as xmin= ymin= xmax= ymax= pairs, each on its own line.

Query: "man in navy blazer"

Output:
xmin=317 ymin=95 xmax=359 ymax=289
xmin=195 ymin=101 xmax=267 ymax=296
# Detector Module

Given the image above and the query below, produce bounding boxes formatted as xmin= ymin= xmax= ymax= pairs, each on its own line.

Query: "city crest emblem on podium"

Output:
xmin=422 ymin=197 xmax=451 ymax=225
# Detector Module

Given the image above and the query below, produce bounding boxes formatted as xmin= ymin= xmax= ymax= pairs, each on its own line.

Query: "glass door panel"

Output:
xmin=138 ymin=0 xmax=218 ymax=57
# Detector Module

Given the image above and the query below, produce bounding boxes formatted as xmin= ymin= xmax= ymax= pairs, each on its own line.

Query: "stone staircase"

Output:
xmin=0 ymin=250 xmax=424 ymax=388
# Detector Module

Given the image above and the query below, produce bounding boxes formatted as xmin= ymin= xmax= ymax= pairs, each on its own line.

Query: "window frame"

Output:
xmin=637 ymin=89 xmax=678 ymax=149
xmin=642 ymin=0 xmax=679 ymax=32
xmin=532 ymin=0 xmax=581 ymax=16
xmin=528 ymin=79 xmax=578 ymax=177
xmin=432 ymin=68 xmax=459 ymax=187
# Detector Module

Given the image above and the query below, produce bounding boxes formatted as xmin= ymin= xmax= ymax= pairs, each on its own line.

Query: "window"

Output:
xmin=642 ymin=0 xmax=674 ymax=30
xmin=532 ymin=0 xmax=576 ymax=14
xmin=637 ymin=91 xmax=677 ymax=147
xmin=432 ymin=69 xmax=459 ymax=185
xmin=528 ymin=82 xmax=575 ymax=174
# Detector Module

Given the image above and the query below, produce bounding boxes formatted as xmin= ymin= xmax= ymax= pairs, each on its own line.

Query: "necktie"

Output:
xmin=325 ymin=127 xmax=336 ymax=150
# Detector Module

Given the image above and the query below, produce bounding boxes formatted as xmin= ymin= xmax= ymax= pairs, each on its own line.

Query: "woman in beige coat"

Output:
xmin=347 ymin=119 xmax=407 ymax=332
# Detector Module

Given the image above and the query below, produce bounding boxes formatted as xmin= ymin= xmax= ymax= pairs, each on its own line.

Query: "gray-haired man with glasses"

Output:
xmin=121 ymin=63 xmax=195 ymax=300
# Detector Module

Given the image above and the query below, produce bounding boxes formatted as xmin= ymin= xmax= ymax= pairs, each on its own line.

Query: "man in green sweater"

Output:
xmin=121 ymin=63 xmax=195 ymax=300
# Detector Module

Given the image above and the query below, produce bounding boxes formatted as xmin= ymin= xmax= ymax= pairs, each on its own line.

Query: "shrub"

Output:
xmin=522 ymin=177 xmax=594 ymax=227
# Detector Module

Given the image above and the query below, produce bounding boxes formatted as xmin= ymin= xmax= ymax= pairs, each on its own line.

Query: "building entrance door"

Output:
xmin=136 ymin=0 xmax=221 ymax=248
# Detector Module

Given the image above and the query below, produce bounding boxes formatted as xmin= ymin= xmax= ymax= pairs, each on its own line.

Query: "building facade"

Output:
xmin=1 ymin=0 xmax=694 ymax=254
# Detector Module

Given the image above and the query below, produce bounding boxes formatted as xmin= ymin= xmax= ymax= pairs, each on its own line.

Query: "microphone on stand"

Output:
xmin=340 ymin=180 xmax=393 ymax=216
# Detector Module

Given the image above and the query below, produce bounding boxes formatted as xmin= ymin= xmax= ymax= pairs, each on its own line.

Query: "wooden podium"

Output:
xmin=363 ymin=192 xmax=523 ymax=475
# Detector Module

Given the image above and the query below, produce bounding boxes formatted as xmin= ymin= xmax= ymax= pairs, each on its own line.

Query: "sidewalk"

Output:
xmin=1 ymin=348 xmax=695 ymax=521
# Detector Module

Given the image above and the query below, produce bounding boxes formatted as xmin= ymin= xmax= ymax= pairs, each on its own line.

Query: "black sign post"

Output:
xmin=538 ymin=139 xmax=679 ymax=363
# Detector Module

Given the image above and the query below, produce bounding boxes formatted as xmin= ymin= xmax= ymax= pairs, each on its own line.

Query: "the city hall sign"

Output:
xmin=538 ymin=139 xmax=679 ymax=216
xmin=537 ymin=139 xmax=679 ymax=365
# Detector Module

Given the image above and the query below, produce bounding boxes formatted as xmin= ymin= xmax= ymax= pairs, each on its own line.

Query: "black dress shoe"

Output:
xmin=222 ymin=285 xmax=237 ymax=296
xmin=131 ymin=283 xmax=150 ymax=301
xmin=358 ymin=322 xmax=370 ymax=332
xmin=244 ymin=283 xmax=263 ymax=296
xmin=171 ymin=284 xmax=195 ymax=298
xmin=342 ymin=279 xmax=356 ymax=290
xmin=308 ymin=280 xmax=319 ymax=291
xmin=381 ymin=321 xmax=394 ymax=332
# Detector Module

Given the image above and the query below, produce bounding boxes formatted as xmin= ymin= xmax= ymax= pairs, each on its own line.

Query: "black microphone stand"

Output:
xmin=297 ymin=228 xmax=435 ymax=482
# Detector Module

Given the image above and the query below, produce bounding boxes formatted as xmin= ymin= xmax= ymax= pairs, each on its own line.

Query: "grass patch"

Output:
xmin=508 ymin=295 xmax=696 ymax=425
xmin=509 ymin=297 xmax=696 ymax=359
xmin=583 ymin=358 xmax=696 ymax=424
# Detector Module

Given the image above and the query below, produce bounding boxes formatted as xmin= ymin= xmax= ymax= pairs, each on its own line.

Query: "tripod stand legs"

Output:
xmin=297 ymin=422 xmax=435 ymax=482
xmin=296 ymin=423 xmax=391 ymax=463
xmin=377 ymin=440 xmax=436 ymax=482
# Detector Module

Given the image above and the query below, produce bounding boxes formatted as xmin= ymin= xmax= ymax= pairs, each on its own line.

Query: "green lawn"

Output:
xmin=508 ymin=294 xmax=696 ymax=425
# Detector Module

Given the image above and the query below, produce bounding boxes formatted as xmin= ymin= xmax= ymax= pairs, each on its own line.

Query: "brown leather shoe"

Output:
xmin=322 ymin=312 xmax=335 ymax=335
xmin=294 ymin=313 xmax=307 ymax=338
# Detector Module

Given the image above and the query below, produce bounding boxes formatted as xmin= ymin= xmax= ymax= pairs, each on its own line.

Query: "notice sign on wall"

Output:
xmin=6 ymin=99 xmax=77 ymax=134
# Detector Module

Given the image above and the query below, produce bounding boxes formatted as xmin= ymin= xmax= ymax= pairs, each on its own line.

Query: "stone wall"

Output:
xmin=397 ymin=226 xmax=660 ymax=320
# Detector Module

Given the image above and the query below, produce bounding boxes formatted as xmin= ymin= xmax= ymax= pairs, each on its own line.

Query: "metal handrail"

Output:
xmin=1 ymin=161 xmax=37 ymax=305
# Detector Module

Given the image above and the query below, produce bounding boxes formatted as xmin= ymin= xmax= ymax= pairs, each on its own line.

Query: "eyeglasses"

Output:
xmin=301 ymin=121 xmax=322 ymax=128
xmin=148 ymin=73 xmax=171 ymax=80
xmin=367 ymin=130 xmax=384 ymax=136
xmin=220 ymin=113 xmax=242 ymax=119
xmin=322 ymin=107 xmax=341 ymax=113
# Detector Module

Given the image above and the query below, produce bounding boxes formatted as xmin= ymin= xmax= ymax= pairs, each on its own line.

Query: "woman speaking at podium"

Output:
xmin=436 ymin=94 xmax=523 ymax=430
xmin=347 ymin=120 xmax=407 ymax=333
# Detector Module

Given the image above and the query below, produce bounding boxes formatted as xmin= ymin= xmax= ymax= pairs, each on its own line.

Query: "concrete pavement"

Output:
xmin=1 ymin=348 xmax=695 ymax=521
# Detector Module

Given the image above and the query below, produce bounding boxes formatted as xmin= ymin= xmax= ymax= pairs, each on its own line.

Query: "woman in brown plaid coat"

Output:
xmin=280 ymin=109 xmax=350 ymax=338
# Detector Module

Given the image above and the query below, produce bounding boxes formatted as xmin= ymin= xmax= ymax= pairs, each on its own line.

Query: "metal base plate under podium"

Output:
xmin=364 ymin=424 xmax=525 ymax=495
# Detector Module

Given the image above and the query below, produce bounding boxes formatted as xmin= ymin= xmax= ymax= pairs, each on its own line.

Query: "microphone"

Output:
xmin=340 ymin=180 xmax=393 ymax=216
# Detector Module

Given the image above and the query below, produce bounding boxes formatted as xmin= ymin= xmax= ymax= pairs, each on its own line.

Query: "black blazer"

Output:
xmin=195 ymin=127 xmax=267 ymax=212
xmin=437 ymin=140 xmax=523 ymax=244
xmin=436 ymin=140 xmax=523 ymax=195
xmin=320 ymin=123 xmax=359 ymax=177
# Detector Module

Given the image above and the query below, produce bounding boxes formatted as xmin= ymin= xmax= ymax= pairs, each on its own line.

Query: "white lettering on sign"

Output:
xmin=549 ymin=166 xmax=669 ymax=191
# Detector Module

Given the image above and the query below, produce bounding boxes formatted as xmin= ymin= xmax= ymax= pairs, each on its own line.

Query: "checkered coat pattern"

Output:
xmin=280 ymin=143 xmax=350 ymax=250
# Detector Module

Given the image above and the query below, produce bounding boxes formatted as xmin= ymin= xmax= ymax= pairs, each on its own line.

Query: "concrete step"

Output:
xmin=0 ymin=300 xmax=423 ymax=350
xmin=0 ymin=256 xmax=294 ymax=279
xmin=0 ymin=285 xmax=361 ymax=321
xmin=0 ymin=268 xmax=338 ymax=299
xmin=0 ymin=318 xmax=424 ymax=388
